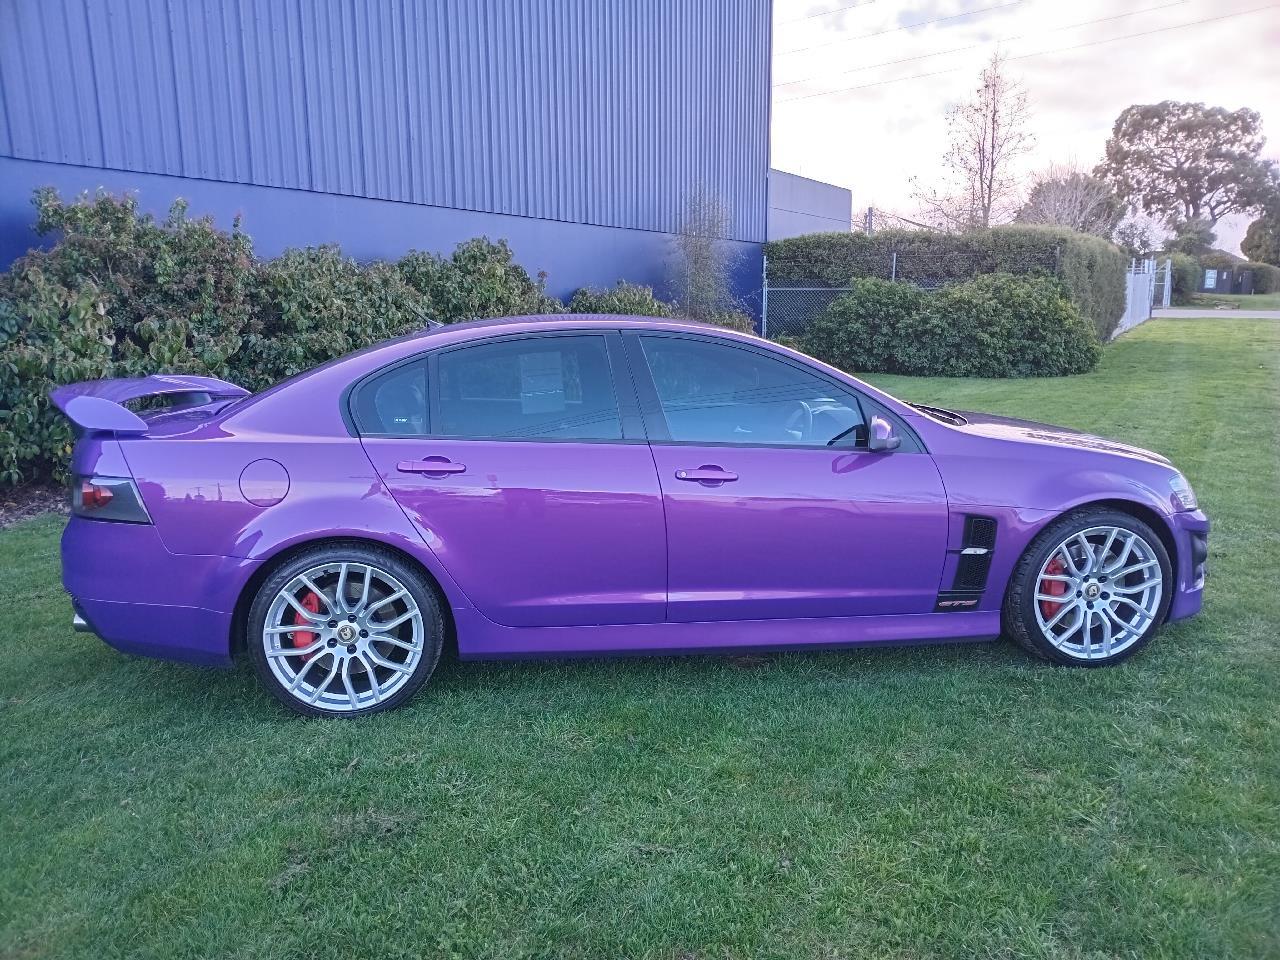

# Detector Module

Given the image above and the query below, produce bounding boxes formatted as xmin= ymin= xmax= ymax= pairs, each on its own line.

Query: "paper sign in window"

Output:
xmin=519 ymin=351 xmax=566 ymax=414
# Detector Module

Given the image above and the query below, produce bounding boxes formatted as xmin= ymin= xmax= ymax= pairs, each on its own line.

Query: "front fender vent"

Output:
xmin=963 ymin=515 xmax=997 ymax=550
xmin=950 ymin=515 xmax=998 ymax=594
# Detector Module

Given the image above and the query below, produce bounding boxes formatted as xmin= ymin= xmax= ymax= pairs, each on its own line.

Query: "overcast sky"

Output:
xmin=770 ymin=0 xmax=1280 ymax=254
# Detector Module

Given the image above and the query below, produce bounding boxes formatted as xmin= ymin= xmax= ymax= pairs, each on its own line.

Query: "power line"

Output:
xmin=777 ymin=0 xmax=877 ymax=27
xmin=776 ymin=0 xmax=1024 ymax=57
xmin=775 ymin=3 xmax=1277 ymax=104
xmin=775 ymin=0 xmax=1191 ymax=90
xmin=874 ymin=208 xmax=938 ymax=231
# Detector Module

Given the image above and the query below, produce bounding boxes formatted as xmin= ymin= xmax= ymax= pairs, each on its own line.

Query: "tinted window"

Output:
xmin=353 ymin=360 xmax=428 ymax=435
xmin=639 ymin=336 xmax=864 ymax=446
xmin=437 ymin=335 xmax=623 ymax=440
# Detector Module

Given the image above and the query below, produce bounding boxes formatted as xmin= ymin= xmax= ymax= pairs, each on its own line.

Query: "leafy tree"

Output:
xmin=913 ymin=52 xmax=1033 ymax=231
xmin=1099 ymin=101 xmax=1280 ymax=227
xmin=1165 ymin=218 xmax=1216 ymax=257
xmin=1015 ymin=164 xmax=1121 ymax=236
xmin=1242 ymin=215 xmax=1280 ymax=266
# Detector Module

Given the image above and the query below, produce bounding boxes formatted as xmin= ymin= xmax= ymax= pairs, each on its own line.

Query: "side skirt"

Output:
xmin=453 ymin=609 xmax=1000 ymax=660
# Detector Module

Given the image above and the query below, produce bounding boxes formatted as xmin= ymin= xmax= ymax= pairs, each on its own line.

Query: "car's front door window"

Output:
xmin=638 ymin=335 xmax=864 ymax=446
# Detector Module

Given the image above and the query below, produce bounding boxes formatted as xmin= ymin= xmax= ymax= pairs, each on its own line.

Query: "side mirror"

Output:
xmin=867 ymin=415 xmax=901 ymax=453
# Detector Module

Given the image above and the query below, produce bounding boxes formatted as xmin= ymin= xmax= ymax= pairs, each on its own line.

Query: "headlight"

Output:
xmin=1169 ymin=474 xmax=1198 ymax=512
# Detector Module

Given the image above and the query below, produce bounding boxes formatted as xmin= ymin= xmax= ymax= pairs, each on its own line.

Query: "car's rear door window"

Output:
xmin=637 ymin=335 xmax=865 ymax=446
xmin=435 ymin=334 xmax=624 ymax=441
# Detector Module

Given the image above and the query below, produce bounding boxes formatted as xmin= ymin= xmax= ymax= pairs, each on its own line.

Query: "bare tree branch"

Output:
xmin=1015 ymin=163 xmax=1122 ymax=236
xmin=912 ymin=52 xmax=1034 ymax=231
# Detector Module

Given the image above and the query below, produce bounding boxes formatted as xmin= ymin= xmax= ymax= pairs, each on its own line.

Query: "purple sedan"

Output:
xmin=55 ymin=315 xmax=1209 ymax=716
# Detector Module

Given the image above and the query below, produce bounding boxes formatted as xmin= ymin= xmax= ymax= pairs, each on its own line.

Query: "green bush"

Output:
xmin=803 ymin=274 xmax=1100 ymax=378
xmin=1198 ymin=250 xmax=1242 ymax=271
xmin=243 ymin=247 xmax=435 ymax=390
xmin=0 ymin=190 xmax=256 ymax=485
xmin=399 ymin=238 xmax=560 ymax=322
xmin=802 ymin=278 xmax=928 ymax=374
xmin=765 ymin=225 xmax=1127 ymax=340
xmin=1245 ymin=262 xmax=1280 ymax=294
xmin=567 ymin=282 xmax=673 ymax=316
xmin=1167 ymin=252 xmax=1200 ymax=304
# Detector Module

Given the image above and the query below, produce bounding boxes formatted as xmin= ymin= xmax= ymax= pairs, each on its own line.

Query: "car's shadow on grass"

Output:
xmin=93 ymin=623 xmax=1205 ymax=726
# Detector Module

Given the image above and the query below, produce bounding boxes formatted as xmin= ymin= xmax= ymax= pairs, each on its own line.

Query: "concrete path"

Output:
xmin=1153 ymin=308 xmax=1280 ymax=319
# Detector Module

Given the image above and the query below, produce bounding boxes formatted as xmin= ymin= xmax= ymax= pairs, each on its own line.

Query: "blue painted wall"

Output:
xmin=0 ymin=0 xmax=771 ymax=304
xmin=0 ymin=157 xmax=763 ymax=302
xmin=767 ymin=170 xmax=852 ymax=240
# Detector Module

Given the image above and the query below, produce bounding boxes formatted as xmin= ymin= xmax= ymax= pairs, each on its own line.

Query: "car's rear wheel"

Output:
xmin=1004 ymin=508 xmax=1172 ymax=666
xmin=247 ymin=544 xmax=444 ymax=717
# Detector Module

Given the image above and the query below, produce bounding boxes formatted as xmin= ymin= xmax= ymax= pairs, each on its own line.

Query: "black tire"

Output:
xmin=1003 ymin=508 xmax=1173 ymax=667
xmin=247 ymin=543 xmax=445 ymax=717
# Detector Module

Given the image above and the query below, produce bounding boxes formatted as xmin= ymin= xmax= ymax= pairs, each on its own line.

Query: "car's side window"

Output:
xmin=435 ymin=335 xmax=624 ymax=441
xmin=352 ymin=359 xmax=429 ymax=436
xmin=638 ymin=335 xmax=866 ymax=447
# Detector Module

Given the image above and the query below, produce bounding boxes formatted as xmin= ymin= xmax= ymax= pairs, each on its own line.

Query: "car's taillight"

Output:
xmin=71 ymin=475 xmax=152 ymax=524
xmin=80 ymin=480 xmax=114 ymax=509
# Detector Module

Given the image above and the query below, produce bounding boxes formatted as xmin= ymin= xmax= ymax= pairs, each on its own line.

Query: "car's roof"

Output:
xmin=400 ymin=312 xmax=755 ymax=343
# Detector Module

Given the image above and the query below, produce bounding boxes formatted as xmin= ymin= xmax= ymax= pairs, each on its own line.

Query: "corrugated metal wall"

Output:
xmin=0 ymin=0 xmax=770 ymax=242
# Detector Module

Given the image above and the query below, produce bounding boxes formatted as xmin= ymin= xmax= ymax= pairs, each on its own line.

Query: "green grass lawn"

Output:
xmin=3 ymin=319 xmax=1278 ymax=960
xmin=1187 ymin=291 xmax=1280 ymax=310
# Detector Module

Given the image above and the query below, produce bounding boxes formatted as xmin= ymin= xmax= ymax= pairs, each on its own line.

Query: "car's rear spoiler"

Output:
xmin=49 ymin=374 xmax=250 ymax=436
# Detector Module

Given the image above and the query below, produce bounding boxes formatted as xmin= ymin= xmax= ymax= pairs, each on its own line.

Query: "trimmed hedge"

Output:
xmin=1167 ymin=252 xmax=1200 ymax=305
xmin=803 ymin=274 xmax=1101 ymax=378
xmin=1244 ymin=262 xmax=1280 ymax=294
xmin=765 ymin=225 xmax=1127 ymax=340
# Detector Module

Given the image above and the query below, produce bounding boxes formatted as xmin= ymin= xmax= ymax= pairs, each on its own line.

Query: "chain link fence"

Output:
xmin=762 ymin=251 xmax=1019 ymax=341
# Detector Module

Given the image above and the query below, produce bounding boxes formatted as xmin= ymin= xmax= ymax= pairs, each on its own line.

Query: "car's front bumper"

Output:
xmin=1167 ymin=508 xmax=1209 ymax=623
xmin=61 ymin=516 xmax=257 ymax=667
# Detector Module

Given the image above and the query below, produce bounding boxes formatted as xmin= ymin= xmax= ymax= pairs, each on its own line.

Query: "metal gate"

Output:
xmin=1116 ymin=257 xmax=1169 ymax=339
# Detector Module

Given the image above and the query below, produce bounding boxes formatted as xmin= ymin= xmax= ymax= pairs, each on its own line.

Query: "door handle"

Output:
xmin=397 ymin=457 xmax=466 ymax=475
xmin=675 ymin=465 xmax=738 ymax=485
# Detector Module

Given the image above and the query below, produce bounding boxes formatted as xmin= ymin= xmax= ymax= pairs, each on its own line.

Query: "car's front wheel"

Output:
xmin=247 ymin=544 xmax=444 ymax=716
xmin=1004 ymin=508 xmax=1173 ymax=666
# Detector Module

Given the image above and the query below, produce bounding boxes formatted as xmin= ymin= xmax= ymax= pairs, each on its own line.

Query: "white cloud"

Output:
xmin=771 ymin=0 xmax=1280 ymax=253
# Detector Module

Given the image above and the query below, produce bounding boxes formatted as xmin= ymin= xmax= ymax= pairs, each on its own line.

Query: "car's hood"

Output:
xmin=950 ymin=410 xmax=1173 ymax=467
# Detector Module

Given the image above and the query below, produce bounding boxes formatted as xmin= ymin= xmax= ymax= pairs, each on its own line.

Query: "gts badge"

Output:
xmin=935 ymin=591 xmax=981 ymax=612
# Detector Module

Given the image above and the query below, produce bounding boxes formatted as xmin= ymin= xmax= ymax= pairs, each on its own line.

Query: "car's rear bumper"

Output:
xmin=1167 ymin=509 xmax=1209 ymax=623
xmin=61 ymin=516 xmax=258 ymax=667
xmin=71 ymin=595 xmax=235 ymax=667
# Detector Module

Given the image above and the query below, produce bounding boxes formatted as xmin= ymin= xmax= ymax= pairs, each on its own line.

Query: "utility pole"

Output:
xmin=864 ymin=206 xmax=874 ymax=235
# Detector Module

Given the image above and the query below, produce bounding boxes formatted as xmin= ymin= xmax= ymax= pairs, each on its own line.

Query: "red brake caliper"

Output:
xmin=292 ymin=591 xmax=322 ymax=648
xmin=1039 ymin=556 xmax=1068 ymax=619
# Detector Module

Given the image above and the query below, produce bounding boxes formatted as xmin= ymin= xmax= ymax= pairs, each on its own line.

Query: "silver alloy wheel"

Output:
xmin=262 ymin=561 xmax=425 ymax=713
xmin=1032 ymin=525 xmax=1164 ymax=661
